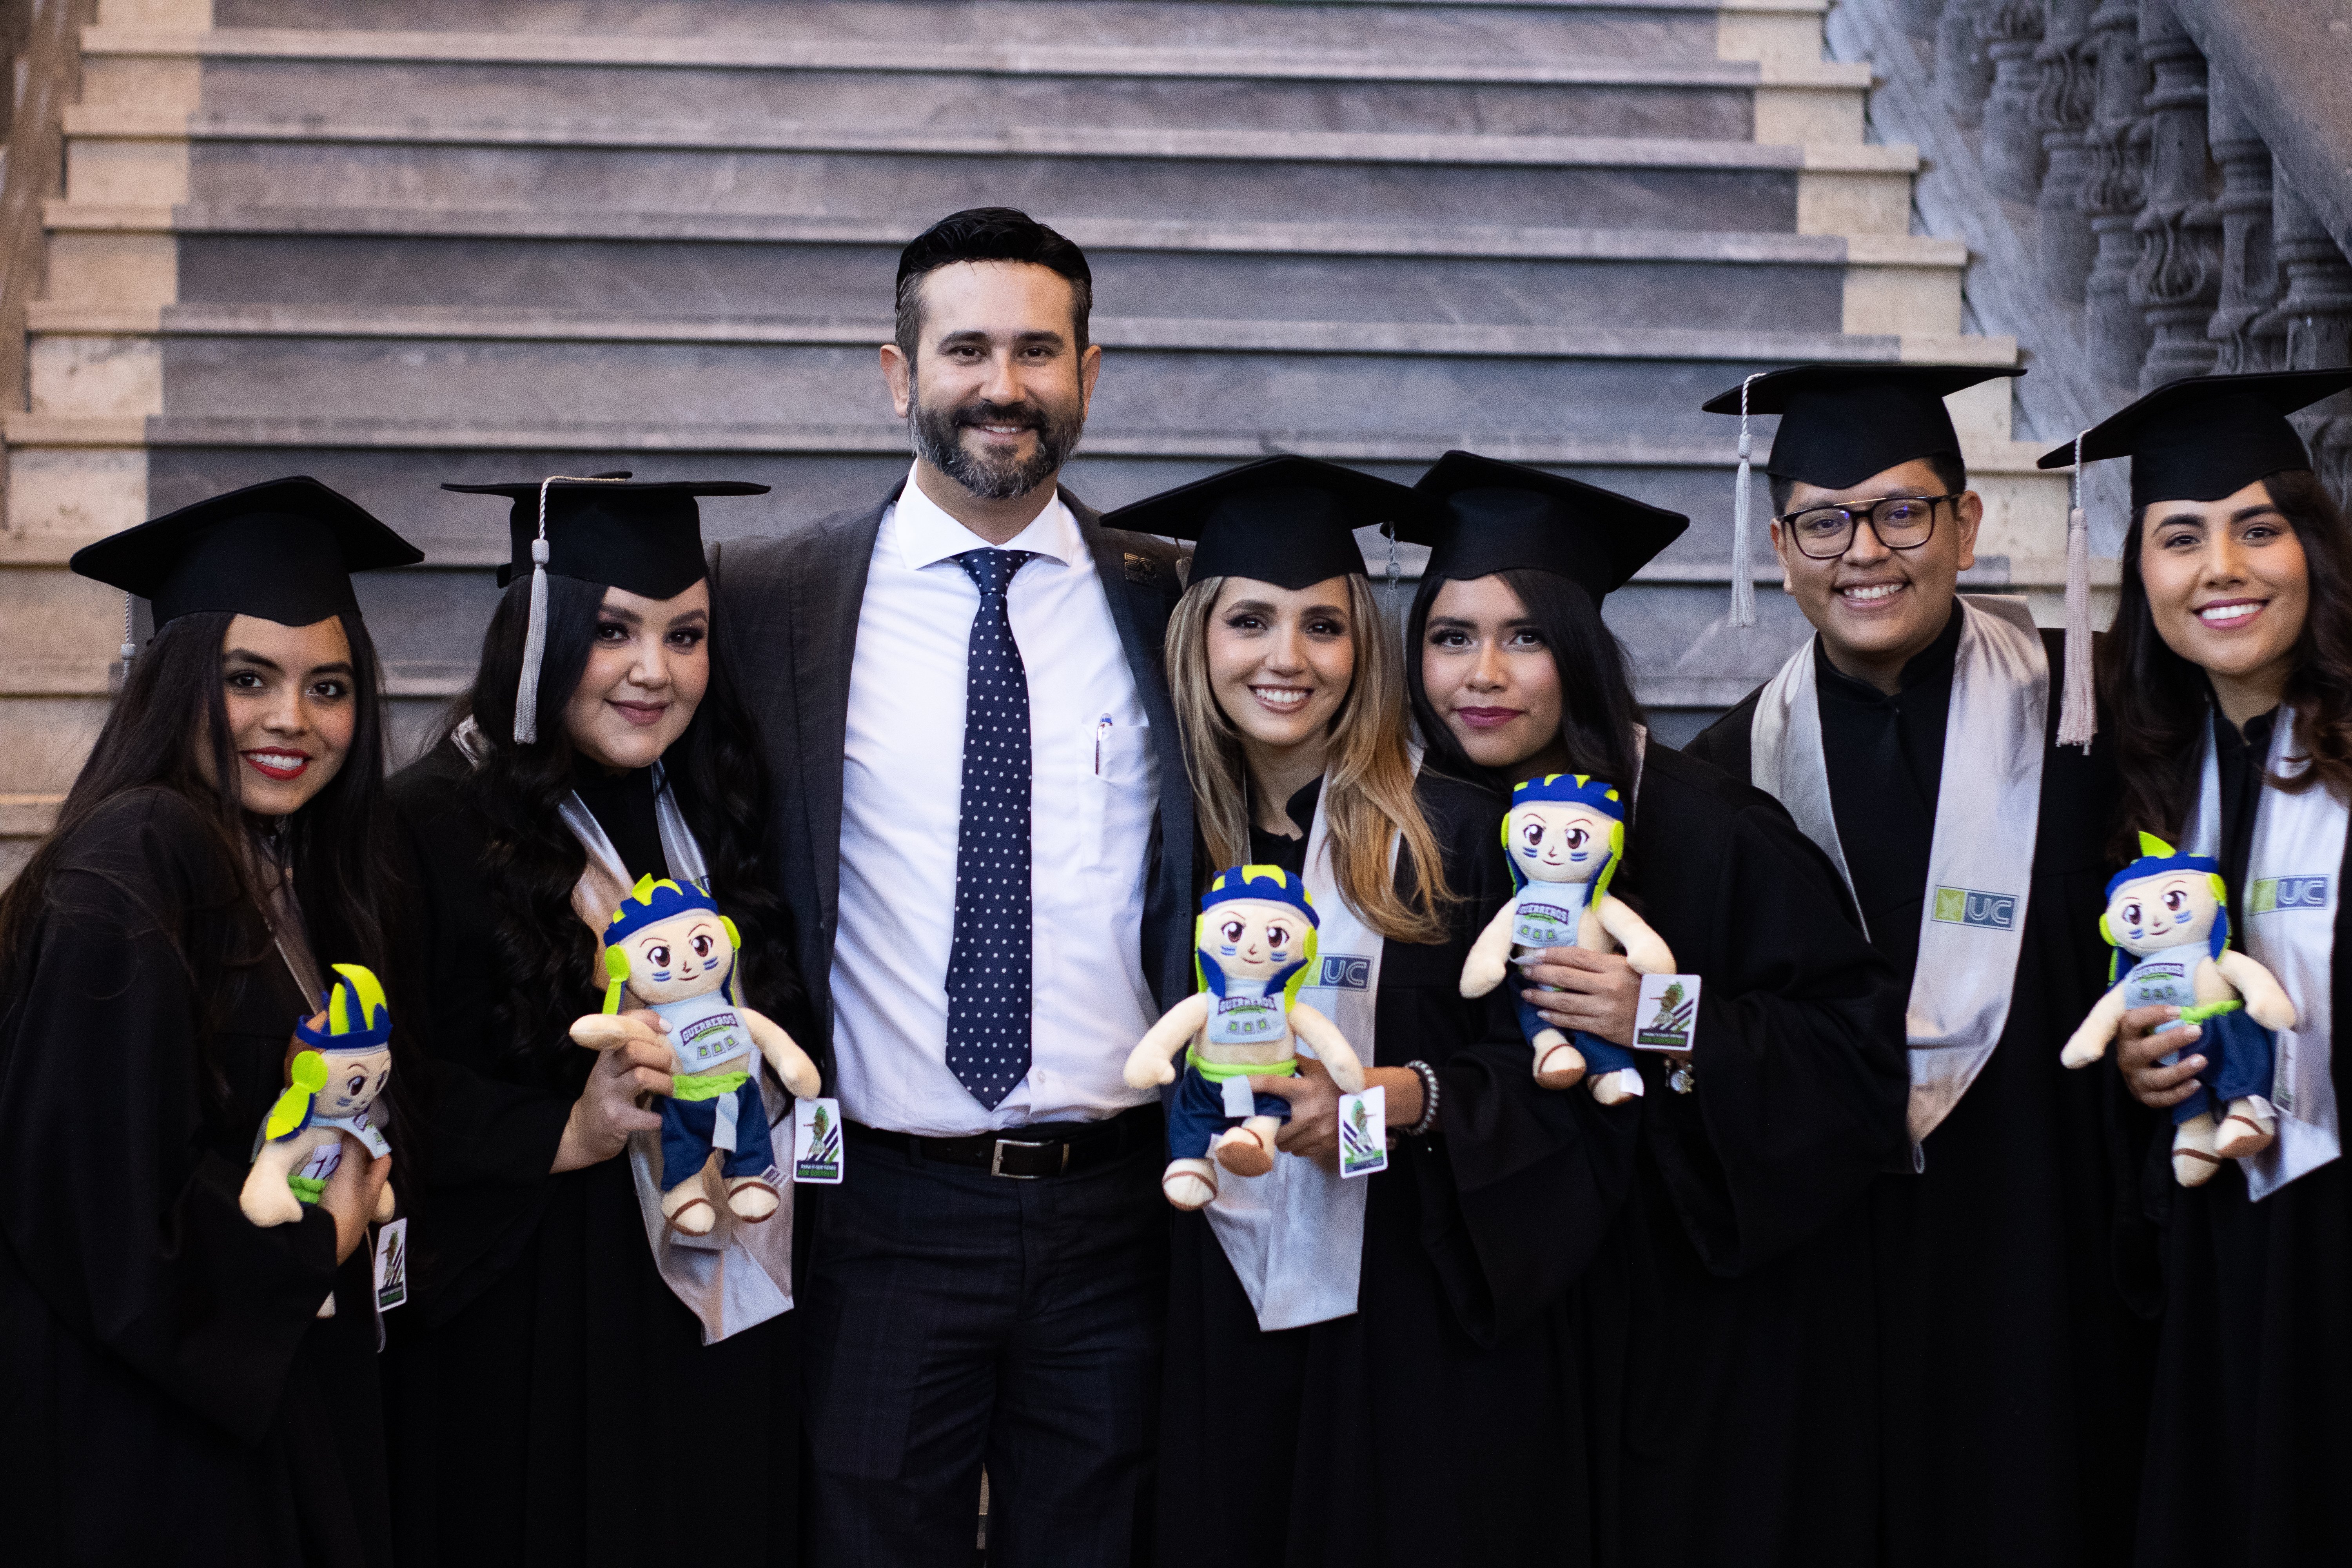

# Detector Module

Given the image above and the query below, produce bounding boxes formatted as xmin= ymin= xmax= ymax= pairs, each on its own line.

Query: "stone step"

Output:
xmin=47 ymin=203 xmax=1966 ymax=334
xmin=87 ymin=27 xmax=1870 ymax=143
xmin=63 ymin=109 xmax=1918 ymax=235
xmin=27 ymin=307 xmax=2004 ymax=442
xmin=193 ymin=0 xmax=1831 ymax=67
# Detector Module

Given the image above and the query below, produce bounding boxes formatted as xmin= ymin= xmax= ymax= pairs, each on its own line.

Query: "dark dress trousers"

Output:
xmin=708 ymin=481 xmax=1193 ymax=1568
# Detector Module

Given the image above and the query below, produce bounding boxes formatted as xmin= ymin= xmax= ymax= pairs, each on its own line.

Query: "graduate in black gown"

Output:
xmin=381 ymin=478 xmax=808 ymax=1568
xmin=0 ymin=479 xmax=418 ymax=1565
xmin=1400 ymin=452 xmax=1909 ymax=1568
xmin=1681 ymin=367 xmax=2157 ymax=1568
xmin=2049 ymin=371 xmax=2352 ymax=1568
xmin=1107 ymin=458 xmax=1638 ymax=1567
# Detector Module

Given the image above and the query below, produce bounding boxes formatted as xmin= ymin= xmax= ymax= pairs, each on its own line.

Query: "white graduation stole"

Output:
xmin=1750 ymin=596 xmax=2047 ymax=1146
xmin=454 ymin=718 xmax=796 ymax=1343
xmin=2183 ymin=709 xmax=2344 ymax=1199
xmin=1203 ymin=764 xmax=1409 ymax=1332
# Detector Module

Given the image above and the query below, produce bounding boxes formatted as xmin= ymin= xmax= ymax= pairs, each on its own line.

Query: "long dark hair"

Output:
xmin=0 ymin=608 xmax=405 ymax=1107
xmin=2102 ymin=467 xmax=2352 ymax=854
xmin=444 ymin=573 xmax=795 ymax=1071
xmin=1405 ymin=566 xmax=1648 ymax=796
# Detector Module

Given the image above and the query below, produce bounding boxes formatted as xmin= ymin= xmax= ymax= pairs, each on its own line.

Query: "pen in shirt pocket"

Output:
xmin=1096 ymin=714 xmax=1113 ymax=776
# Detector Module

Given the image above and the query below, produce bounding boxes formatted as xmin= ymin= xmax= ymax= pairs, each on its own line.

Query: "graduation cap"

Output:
xmin=1701 ymin=364 xmax=2025 ymax=628
xmin=442 ymin=473 xmax=769 ymax=744
xmin=1099 ymin=455 xmax=1433 ymax=591
xmin=70 ymin=476 xmax=421 ymax=660
xmin=1402 ymin=450 xmax=1687 ymax=604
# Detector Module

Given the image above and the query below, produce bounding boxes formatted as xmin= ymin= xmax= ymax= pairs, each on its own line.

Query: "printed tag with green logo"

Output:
xmin=1633 ymin=972 xmax=1702 ymax=1051
xmin=1338 ymin=1086 xmax=1387 ymax=1178
xmin=1931 ymin=886 xmax=2019 ymax=931
xmin=793 ymin=1096 xmax=844 ymax=1185
xmin=373 ymin=1216 xmax=408 ymax=1312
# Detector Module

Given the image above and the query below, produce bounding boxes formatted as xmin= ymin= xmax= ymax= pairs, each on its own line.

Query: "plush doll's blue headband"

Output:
xmin=1199 ymin=864 xmax=1320 ymax=926
xmin=603 ymin=873 xmax=720 ymax=946
xmin=1510 ymin=772 xmax=1626 ymax=818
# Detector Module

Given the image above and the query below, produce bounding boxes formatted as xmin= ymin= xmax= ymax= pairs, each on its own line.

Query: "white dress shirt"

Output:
xmin=830 ymin=465 xmax=1161 ymax=1135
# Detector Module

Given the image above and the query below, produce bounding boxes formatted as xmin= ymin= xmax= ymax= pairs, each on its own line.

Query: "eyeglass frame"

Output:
xmin=1772 ymin=492 xmax=1965 ymax=560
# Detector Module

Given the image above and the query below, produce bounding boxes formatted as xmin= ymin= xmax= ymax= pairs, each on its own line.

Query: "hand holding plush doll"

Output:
xmin=571 ymin=876 xmax=820 ymax=1236
xmin=242 ymin=964 xmax=397 ymax=1316
xmin=1123 ymin=866 xmax=1367 ymax=1210
xmin=2062 ymin=833 xmax=2296 ymax=1185
xmin=1461 ymin=774 xmax=1673 ymax=1103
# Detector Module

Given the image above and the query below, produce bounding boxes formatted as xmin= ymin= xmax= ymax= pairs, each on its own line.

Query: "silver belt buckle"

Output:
xmin=988 ymin=1137 xmax=1069 ymax=1180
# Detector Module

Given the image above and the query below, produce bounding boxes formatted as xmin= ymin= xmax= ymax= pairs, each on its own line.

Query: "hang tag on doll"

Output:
xmin=373 ymin=1217 xmax=409 ymax=1313
xmin=792 ymin=1097 xmax=844 ymax=1185
xmin=1338 ymin=1086 xmax=1388 ymax=1179
xmin=2273 ymin=1028 xmax=2301 ymax=1121
xmin=1633 ymin=974 xmax=1702 ymax=1051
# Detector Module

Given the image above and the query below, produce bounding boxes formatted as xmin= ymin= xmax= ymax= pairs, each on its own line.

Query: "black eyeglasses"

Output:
xmin=1776 ymin=494 xmax=1960 ymax=560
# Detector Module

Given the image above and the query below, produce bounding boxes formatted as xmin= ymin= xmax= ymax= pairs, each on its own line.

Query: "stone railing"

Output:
xmin=0 ymin=0 xmax=96 ymax=506
xmin=1832 ymin=0 xmax=2352 ymax=541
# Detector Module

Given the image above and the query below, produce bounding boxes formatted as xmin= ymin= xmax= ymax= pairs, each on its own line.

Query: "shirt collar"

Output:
xmin=1813 ymin=600 xmax=1964 ymax=706
xmin=891 ymin=462 xmax=1086 ymax=572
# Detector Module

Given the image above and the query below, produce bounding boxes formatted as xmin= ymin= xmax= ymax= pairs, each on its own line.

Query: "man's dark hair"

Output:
xmin=894 ymin=207 xmax=1093 ymax=362
xmin=1768 ymin=449 xmax=1967 ymax=516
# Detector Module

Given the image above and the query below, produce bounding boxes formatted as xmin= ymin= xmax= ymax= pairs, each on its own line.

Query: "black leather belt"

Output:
xmin=845 ymin=1103 xmax=1163 ymax=1180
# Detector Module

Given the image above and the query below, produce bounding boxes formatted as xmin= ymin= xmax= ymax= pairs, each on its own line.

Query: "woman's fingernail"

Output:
xmin=2187 ymin=1056 xmax=2207 ymax=1069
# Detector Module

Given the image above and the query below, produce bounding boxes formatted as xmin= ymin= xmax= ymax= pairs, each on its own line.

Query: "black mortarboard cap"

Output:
xmin=1100 ymin=456 xmax=1434 ymax=590
xmin=443 ymin=473 xmax=769 ymax=600
xmin=1702 ymin=363 xmax=2026 ymax=489
xmin=71 ymin=475 xmax=421 ymax=631
xmin=1401 ymin=451 xmax=1688 ymax=603
xmin=2033 ymin=369 xmax=2352 ymax=508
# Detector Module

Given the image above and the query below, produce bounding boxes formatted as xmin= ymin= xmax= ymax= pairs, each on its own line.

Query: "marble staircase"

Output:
xmin=0 ymin=0 xmax=2071 ymax=876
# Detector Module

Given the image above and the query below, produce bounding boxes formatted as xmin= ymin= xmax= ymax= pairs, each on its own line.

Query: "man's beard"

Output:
xmin=910 ymin=394 xmax=1085 ymax=502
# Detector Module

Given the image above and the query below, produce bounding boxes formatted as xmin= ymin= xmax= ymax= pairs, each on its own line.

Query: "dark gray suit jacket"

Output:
xmin=708 ymin=479 xmax=1195 ymax=1089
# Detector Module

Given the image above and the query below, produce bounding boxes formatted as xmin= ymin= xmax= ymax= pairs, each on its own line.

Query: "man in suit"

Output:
xmin=708 ymin=208 xmax=1191 ymax=1567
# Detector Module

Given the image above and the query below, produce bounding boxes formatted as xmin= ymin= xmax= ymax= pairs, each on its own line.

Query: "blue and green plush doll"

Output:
xmin=241 ymin=965 xmax=398 ymax=1314
xmin=1459 ymin=774 xmax=1676 ymax=1103
xmin=1122 ymin=866 xmax=1369 ymax=1210
xmin=569 ymin=875 xmax=821 ymax=1236
xmin=2061 ymin=833 xmax=2297 ymax=1185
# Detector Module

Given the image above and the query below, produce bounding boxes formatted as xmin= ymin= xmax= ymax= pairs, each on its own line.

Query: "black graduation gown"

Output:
xmin=1684 ymin=623 xmax=2158 ymax=1568
xmin=1588 ymin=741 xmax=1911 ymax=1568
xmin=1156 ymin=770 xmax=1641 ymax=1568
xmin=379 ymin=742 xmax=798 ymax=1568
xmin=2134 ymin=708 xmax=2352 ymax=1568
xmin=0 ymin=787 xmax=388 ymax=1567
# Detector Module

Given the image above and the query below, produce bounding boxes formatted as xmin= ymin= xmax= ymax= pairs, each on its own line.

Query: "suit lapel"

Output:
xmin=793 ymin=484 xmax=897 ymax=940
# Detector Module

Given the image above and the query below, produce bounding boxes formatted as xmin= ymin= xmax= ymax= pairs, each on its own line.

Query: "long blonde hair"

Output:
xmin=1167 ymin=573 xmax=1452 ymax=944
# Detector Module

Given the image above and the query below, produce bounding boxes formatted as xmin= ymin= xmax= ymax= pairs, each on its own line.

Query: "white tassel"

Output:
xmin=1728 ymin=372 xmax=1764 ymax=629
xmin=2057 ymin=431 xmax=2096 ymax=751
xmin=513 ymin=473 xmax=630 ymax=745
xmin=120 ymin=592 xmax=137 ymax=666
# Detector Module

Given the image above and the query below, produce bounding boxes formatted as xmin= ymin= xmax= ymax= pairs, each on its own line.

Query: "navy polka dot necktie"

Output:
xmin=945 ymin=548 xmax=1039 ymax=1110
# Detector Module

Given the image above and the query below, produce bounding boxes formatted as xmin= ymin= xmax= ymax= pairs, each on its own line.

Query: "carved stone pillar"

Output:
xmin=2033 ymin=0 xmax=2098 ymax=301
xmin=2129 ymin=0 xmax=2221 ymax=390
xmin=2204 ymin=69 xmax=2280 ymax=373
xmin=2079 ymin=0 xmax=2150 ymax=385
xmin=1937 ymin=0 xmax=1995 ymax=128
xmin=2268 ymin=177 xmax=2352 ymax=505
xmin=1981 ymin=1 xmax=2049 ymax=201
xmin=1898 ymin=0 xmax=1949 ymax=41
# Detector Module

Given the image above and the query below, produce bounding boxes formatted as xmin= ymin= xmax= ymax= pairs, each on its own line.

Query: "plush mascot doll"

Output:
xmin=1460 ymin=773 xmax=1675 ymax=1103
xmin=2062 ymin=833 xmax=2296 ymax=1185
xmin=1123 ymin=866 xmax=1369 ymax=1210
xmin=571 ymin=875 xmax=821 ymax=1235
xmin=241 ymin=963 xmax=398 ymax=1316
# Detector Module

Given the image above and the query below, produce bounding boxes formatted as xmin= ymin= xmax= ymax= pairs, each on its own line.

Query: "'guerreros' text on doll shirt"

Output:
xmin=653 ymin=991 xmax=757 ymax=1078
xmin=1512 ymin=884 xmax=1591 ymax=953
xmin=1205 ymin=980 xmax=1285 ymax=1048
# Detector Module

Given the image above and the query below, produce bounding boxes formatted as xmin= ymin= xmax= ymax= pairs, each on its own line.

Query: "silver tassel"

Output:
xmin=120 ymin=592 xmax=137 ymax=667
xmin=1728 ymin=372 xmax=1763 ymax=629
xmin=513 ymin=474 xmax=629 ymax=745
xmin=2057 ymin=431 xmax=2096 ymax=750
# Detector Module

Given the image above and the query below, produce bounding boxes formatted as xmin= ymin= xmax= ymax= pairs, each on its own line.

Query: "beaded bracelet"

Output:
xmin=1400 ymin=1059 xmax=1441 ymax=1137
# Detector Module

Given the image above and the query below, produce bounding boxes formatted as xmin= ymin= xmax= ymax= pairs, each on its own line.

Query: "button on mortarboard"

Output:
xmin=2033 ymin=369 xmax=2352 ymax=509
xmin=1702 ymin=364 xmax=2026 ymax=490
xmin=443 ymin=474 xmax=770 ymax=601
xmin=69 ymin=475 xmax=422 ymax=631
xmin=1402 ymin=450 xmax=1688 ymax=604
xmin=1099 ymin=455 xmax=1434 ymax=592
